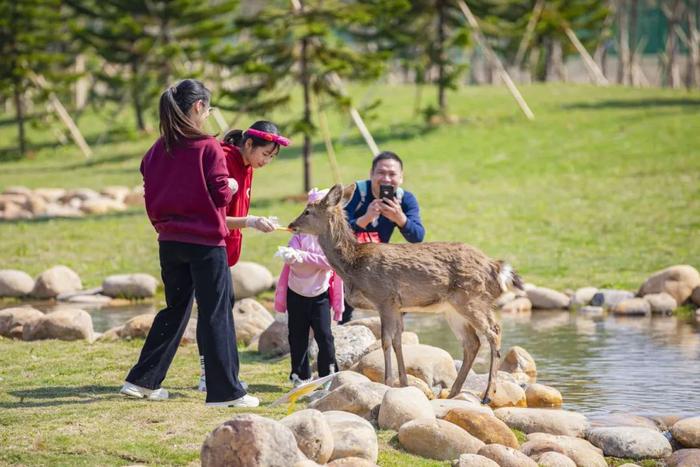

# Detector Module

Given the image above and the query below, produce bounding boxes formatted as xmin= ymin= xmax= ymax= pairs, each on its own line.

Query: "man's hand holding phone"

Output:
xmin=379 ymin=196 xmax=406 ymax=228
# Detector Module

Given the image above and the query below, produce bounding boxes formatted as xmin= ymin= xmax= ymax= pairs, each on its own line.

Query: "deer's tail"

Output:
xmin=492 ymin=260 xmax=524 ymax=292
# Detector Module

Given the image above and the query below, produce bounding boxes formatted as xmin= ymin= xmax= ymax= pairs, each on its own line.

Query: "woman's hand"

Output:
xmin=246 ymin=215 xmax=276 ymax=232
xmin=379 ymin=198 xmax=407 ymax=228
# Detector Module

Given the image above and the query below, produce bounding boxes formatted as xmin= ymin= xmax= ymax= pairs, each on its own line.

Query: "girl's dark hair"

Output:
xmin=159 ymin=79 xmax=211 ymax=153
xmin=223 ymin=120 xmax=281 ymax=153
xmin=371 ymin=151 xmax=403 ymax=172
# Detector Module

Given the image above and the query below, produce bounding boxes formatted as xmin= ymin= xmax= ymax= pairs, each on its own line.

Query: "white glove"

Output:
xmin=227 ymin=178 xmax=238 ymax=194
xmin=245 ymin=215 xmax=276 ymax=232
xmin=274 ymin=246 xmax=304 ymax=264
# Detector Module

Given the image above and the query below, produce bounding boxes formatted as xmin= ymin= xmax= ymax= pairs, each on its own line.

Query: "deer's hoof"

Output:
xmin=481 ymin=395 xmax=491 ymax=405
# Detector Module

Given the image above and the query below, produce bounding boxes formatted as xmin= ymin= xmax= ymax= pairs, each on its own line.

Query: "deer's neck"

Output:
xmin=317 ymin=211 xmax=358 ymax=278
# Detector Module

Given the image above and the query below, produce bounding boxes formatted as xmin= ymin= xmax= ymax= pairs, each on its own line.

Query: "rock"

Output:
xmin=530 ymin=451 xmax=576 ymax=467
xmin=502 ymin=297 xmax=533 ymax=314
xmin=233 ymin=298 xmax=274 ymax=345
xmin=343 ymin=317 xmax=381 ymax=339
xmin=101 ymin=274 xmax=157 ymax=298
xmin=394 ymin=374 xmax=434 ymax=400
xmin=231 ymin=261 xmax=274 ymax=299
xmin=124 ymin=186 xmax=145 ymax=206
xmin=378 ymin=386 xmax=434 ymax=431
xmin=586 ymin=426 xmax=672 ymax=459
xmin=477 ymin=444 xmax=537 ymax=467
xmin=444 ymin=407 xmax=519 ymax=448
xmin=309 ymin=381 xmax=388 ymax=422
xmin=364 ymin=331 xmax=419 ymax=353
xmin=201 ymin=413 xmax=305 ymax=467
xmin=327 ymin=458 xmax=378 ymax=467
xmin=0 ymin=307 xmax=44 ymax=338
xmin=692 ymin=287 xmax=700 ymax=306
xmin=398 ymin=417 xmax=484 ymax=460
xmin=525 ymin=383 xmax=563 ymax=408
xmin=612 ymin=298 xmax=651 ymax=316
xmin=31 ymin=265 xmax=82 ymax=299
xmin=80 ymin=197 xmax=127 ymax=215
xmin=118 ymin=313 xmax=156 ymax=339
xmin=522 ymin=432 xmax=606 ymax=467
xmin=323 ymin=410 xmax=378 ymax=463
xmin=34 ymin=188 xmax=66 ymax=202
xmin=643 ymin=292 xmax=677 ymax=314
xmin=328 ymin=370 xmax=371 ymax=391
xmin=499 ymin=346 xmax=537 ymax=383
xmin=0 ymin=269 xmax=35 ymax=297
xmin=280 ymin=409 xmax=334 ymax=464
xmin=526 ymin=287 xmax=570 ymax=309
xmin=22 ymin=308 xmax=94 ymax=341
xmin=430 ymin=398 xmax=493 ymax=419
xmin=452 ymin=453 xmax=499 ymax=467
xmin=647 ymin=414 xmax=684 ymax=431
xmin=590 ymin=289 xmax=635 ymax=308
xmin=63 ymin=293 xmax=113 ymax=305
xmin=590 ymin=413 xmax=658 ymax=430
xmin=181 ymin=318 xmax=197 ymax=345
xmin=100 ymin=186 xmax=131 ymax=202
xmin=666 ymin=449 xmax=700 ymax=467
xmin=496 ymin=291 xmax=517 ymax=308
xmin=672 ymin=416 xmax=700 ymax=448
xmin=639 ymin=265 xmax=700 ymax=305
xmin=43 ymin=203 xmax=84 ymax=218
xmin=578 ymin=306 xmax=605 ymax=317
xmin=353 ymin=344 xmax=457 ymax=388
xmin=258 ymin=320 xmax=290 ymax=357
xmin=571 ymin=287 xmax=598 ymax=307
xmin=494 ymin=408 xmax=590 ymax=437
xmin=61 ymin=188 xmax=100 ymax=203
xmin=461 ymin=372 xmax=526 ymax=409
xmin=309 ymin=324 xmax=375 ymax=370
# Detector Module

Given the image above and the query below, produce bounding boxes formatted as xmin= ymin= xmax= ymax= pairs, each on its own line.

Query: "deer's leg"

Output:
xmin=449 ymin=323 xmax=480 ymax=399
xmin=391 ymin=317 xmax=408 ymax=387
xmin=482 ymin=320 xmax=502 ymax=405
xmin=380 ymin=311 xmax=399 ymax=387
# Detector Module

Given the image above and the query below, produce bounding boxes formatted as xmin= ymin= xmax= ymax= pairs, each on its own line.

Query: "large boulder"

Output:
xmin=102 ymin=273 xmax=158 ymax=299
xmin=327 ymin=458 xmax=378 ymax=467
xmin=280 ymin=409 xmax=334 ymax=464
xmin=638 ymin=265 xmax=700 ymax=305
xmin=525 ymin=383 xmax=563 ymax=408
xmin=499 ymin=346 xmax=537 ymax=383
xmin=398 ymin=417 xmax=484 ymax=460
xmin=0 ymin=270 xmax=35 ymax=297
xmin=530 ymin=451 xmax=576 ymax=467
xmin=461 ymin=372 xmax=527 ymax=409
xmin=570 ymin=287 xmax=598 ymax=308
xmin=310 ymin=381 xmax=388 ymax=422
xmin=672 ymin=416 xmax=700 ymax=448
xmin=231 ymin=262 xmax=274 ymax=299
xmin=430 ymin=398 xmax=494 ymax=419
xmin=353 ymin=344 xmax=457 ymax=388
xmin=453 ymin=453 xmax=499 ymax=467
xmin=323 ymin=410 xmax=378 ymax=463
xmin=31 ymin=265 xmax=82 ymax=299
xmin=590 ymin=413 xmax=658 ymax=430
xmin=201 ymin=414 xmax=305 ymax=467
xmin=364 ymin=331 xmax=419 ymax=353
xmin=343 ymin=317 xmax=381 ymax=339
xmin=309 ymin=324 xmax=375 ymax=370
xmin=501 ymin=297 xmax=533 ymax=314
xmin=377 ymin=386 xmax=434 ymax=431
xmin=643 ymin=292 xmax=677 ymax=314
xmin=611 ymin=298 xmax=651 ymax=316
xmin=494 ymin=408 xmax=590 ymax=437
xmin=477 ymin=444 xmax=537 ymax=467
xmin=80 ymin=197 xmax=127 ymax=215
xmin=586 ymin=426 xmax=672 ymax=459
xmin=258 ymin=320 xmax=290 ymax=357
xmin=119 ymin=313 xmax=156 ymax=339
xmin=526 ymin=287 xmax=570 ymax=309
xmin=0 ymin=307 xmax=44 ymax=338
xmin=233 ymin=299 xmax=274 ymax=345
xmin=100 ymin=186 xmax=131 ymax=202
xmin=521 ymin=433 xmax=606 ymax=467
xmin=590 ymin=289 xmax=635 ymax=308
xmin=444 ymin=407 xmax=519 ymax=448
xmin=666 ymin=449 xmax=700 ymax=467
xmin=22 ymin=308 xmax=94 ymax=341
xmin=328 ymin=371 xmax=371 ymax=391
xmin=692 ymin=287 xmax=700 ymax=306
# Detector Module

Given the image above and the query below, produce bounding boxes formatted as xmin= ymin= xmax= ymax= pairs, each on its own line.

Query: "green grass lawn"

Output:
xmin=0 ymin=83 xmax=696 ymax=466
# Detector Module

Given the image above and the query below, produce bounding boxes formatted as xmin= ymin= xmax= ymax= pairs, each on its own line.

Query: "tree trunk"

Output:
xmin=13 ymin=80 xmax=26 ymax=157
xmin=617 ymin=0 xmax=632 ymax=85
xmin=130 ymin=62 xmax=146 ymax=131
xmin=436 ymin=0 xmax=447 ymax=114
xmin=301 ymin=36 xmax=311 ymax=193
xmin=688 ymin=0 xmax=700 ymax=87
xmin=664 ymin=0 xmax=682 ymax=88
xmin=628 ymin=0 xmax=639 ymax=85
xmin=544 ymin=38 xmax=554 ymax=81
xmin=75 ymin=54 xmax=88 ymax=109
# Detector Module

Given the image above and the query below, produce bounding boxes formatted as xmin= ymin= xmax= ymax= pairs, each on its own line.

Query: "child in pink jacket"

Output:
xmin=274 ymin=188 xmax=343 ymax=386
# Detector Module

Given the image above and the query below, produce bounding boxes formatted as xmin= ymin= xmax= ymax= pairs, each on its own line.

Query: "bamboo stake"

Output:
xmin=211 ymin=107 xmax=229 ymax=133
xmin=312 ymin=93 xmax=342 ymax=185
xmin=514 ymin=0 xmax=545 ymax=69
xmin=456 ymin=0 xmax=535 ymax=121
xmin=30 ymin=73 xmax=93 ymax=158
xmin=563 ymin=26 xmax=609 ymax=86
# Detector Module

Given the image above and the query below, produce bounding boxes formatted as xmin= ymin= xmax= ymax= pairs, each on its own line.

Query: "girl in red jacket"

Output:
xmin=120 ymin=79 xmax=258 ymax=407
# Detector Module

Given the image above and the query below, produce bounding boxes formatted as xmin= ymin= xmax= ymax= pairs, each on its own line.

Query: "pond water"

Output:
xmin=5 ymin=302 xmax=700 ymax=418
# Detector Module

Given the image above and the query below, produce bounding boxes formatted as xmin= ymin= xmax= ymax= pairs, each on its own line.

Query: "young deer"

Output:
xmin=288 ymin=184 xmax=523 ymax=402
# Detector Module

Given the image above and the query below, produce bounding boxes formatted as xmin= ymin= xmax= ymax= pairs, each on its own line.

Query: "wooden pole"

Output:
xmin=514 ymin=0 xmax=545 ymax=69
xmin=312 ymin=93 xmax=342 ymax=185
xmin=455 ymin=0 xmax=535 ymax=121
xmin=211 ymin=107 xmax=229 ymax=133
xmin=563 ymin=26 xmax=610 ymax=86
xmin=30 ymin=73 xmax=93 ymax=158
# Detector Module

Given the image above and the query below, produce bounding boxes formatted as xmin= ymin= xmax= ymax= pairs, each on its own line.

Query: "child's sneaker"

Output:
xmin=120 ymin=381 xmax=169 ymax=400
xmin=205 ymin=394 xmax=260 ymax=408
xmin=291 ymin=373 xmax=312 ymax=388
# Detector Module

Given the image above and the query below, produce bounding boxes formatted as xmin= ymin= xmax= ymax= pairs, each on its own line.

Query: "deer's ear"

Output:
xmin=341 ymin=184 xmax=356 ymax=205
xmin=324 ymin=184 xmax=344 ymax=206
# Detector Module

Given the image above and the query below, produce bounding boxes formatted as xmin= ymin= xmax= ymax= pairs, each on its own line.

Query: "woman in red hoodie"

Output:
xmin=120 ymin=79 xmax=258 ymax=408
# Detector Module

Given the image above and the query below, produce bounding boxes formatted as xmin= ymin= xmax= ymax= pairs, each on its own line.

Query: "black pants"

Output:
xmin=287 ymin=288 xmax=337 ymax=380
xmin=126 ymin=241 xmax=245 ymax=403
xmin=339 ymin=300 xmax=354 ymax=324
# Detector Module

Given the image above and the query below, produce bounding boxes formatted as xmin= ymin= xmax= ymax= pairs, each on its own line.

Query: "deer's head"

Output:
xmin=288 ymin=184 xmax=356 ymax=235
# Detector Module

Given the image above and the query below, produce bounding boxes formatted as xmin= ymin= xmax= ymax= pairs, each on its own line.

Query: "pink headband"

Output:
xmin=245 ymin=128 xmax=291 ymax=147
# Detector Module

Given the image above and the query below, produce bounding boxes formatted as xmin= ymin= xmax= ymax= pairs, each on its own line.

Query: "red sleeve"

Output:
xmin=203 ymin=140 xmax=232 ymax=208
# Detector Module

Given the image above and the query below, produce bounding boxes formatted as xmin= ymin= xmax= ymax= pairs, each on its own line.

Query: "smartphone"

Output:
xmin=379 ymin=184 xmax=395 ymax=201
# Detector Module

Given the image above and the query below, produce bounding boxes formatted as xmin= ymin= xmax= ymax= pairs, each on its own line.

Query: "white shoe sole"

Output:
xmin=205 ymin=396 xmax=259 ymax=408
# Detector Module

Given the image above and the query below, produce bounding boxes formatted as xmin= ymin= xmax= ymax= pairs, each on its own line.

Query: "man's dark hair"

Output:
xmin=371 ymin=151 xmax=403 ymax=173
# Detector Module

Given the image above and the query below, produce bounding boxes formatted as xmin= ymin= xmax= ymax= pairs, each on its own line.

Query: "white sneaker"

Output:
xmin=197 ymin=377 xmax=248 ymax=393
xmin=205 ymin=394 xmax=260 ymax=408
xmin=291 ymin=373 xmax=312 ymax=388
xmin=120 ymin=382 xmax=169 ymax=400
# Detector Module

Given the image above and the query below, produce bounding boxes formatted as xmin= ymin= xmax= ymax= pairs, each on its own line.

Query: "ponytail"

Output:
xmin=159 ymin=79 xmax=212 ymax=154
